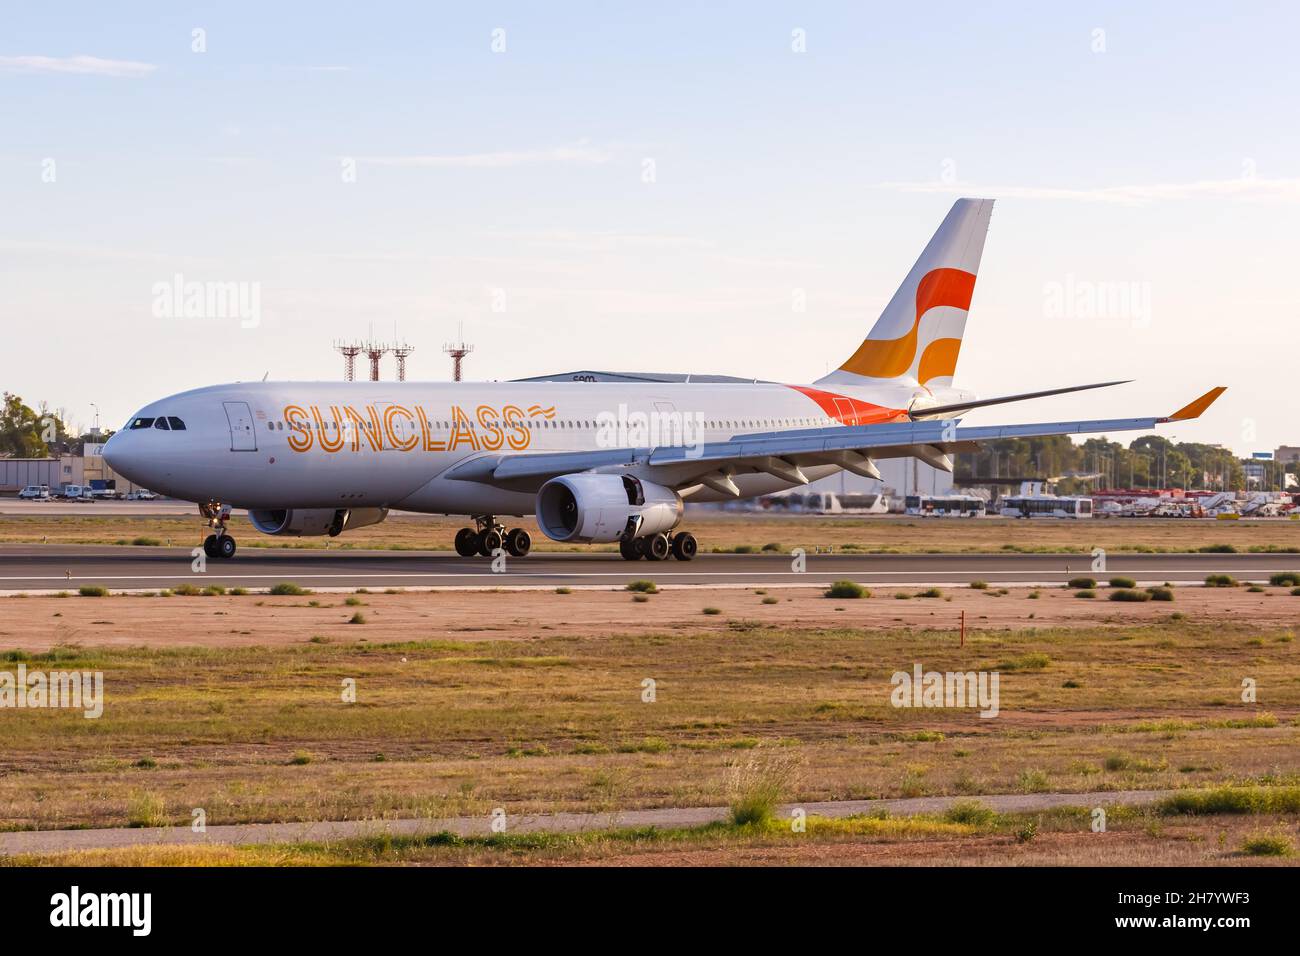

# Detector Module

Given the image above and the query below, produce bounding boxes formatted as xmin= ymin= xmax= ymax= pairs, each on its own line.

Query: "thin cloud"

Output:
xmin=875 ymin=176 xmax=1300 ymax=204
xmin=0 ymin=54 xmax=156 ymax=78
xmin=358 ymin=142 xmax=614 ymax=169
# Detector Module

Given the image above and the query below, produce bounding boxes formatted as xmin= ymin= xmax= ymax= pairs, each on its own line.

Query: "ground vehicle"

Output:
xmin=904 ymin=494 xmax=985 ymax=517
xmin=126 ymin=489 xmax=158 ymax=500
xmin=999 ymin=495 xmax=1093 ymax=518
xmin=59 ymin=484 xmax=85 ymax=500
xmin=18 ymin=485 xmax=51 ymax=500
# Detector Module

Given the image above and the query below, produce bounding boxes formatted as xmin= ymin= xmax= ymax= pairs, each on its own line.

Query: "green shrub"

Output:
xmin=348 ymin=612 xmax=366 ymax=624
xmin=269 ymin=582 xmax=310 ymax=596
xmin=1067 ymin=577 xmax=1096 ymax=589
xmin=1197 ymin=543 xmax=1237 ymax=553
xmin=761 ymin=596 xmax=779 ymax=604
xmin=130 ymin=537 xmax=161 ymax=546
xmin=997 ymin=652 xmax=1050 ymax=671
xmin=127 ymin=791 xmax=167 ymax=828
xmin=1156 ymin=785 xmax=1300 ymax=816
xmin=1204 ymin=574 xmax=1236 ymax=588
xmin=77 ymin=585 xmax=108 ymax=597
xmin=969 ymin=580 xmax=988 ymax=590
xmin=1146 ymin=586 xmax=1174 ymax=601
xmin=1268 ymin=572 xmax=1300 ymax=587
xmin=1109 ymin=588 xmax=1150 ymax=602
xmin=916 ymin=588 xmax=943 ymax=599
xmin=942 ymin=800 xmax=995 ymax=826
xmin=1241 ymin=833 xmax=1293 ymax=856
xmin=554 ymin=587 xmax=572 ymax=594
xmin=702 ymin=606 xmax=722 ymax=615
xmin=1108 ymin=576 xmax=1137 ymax=588
xmin=1074 ymin=589 xmax=1096 ymax=599
xmin=726 ymin=756 xmax=798 ymax=827
xmin=824 ymin=580 xmax=866 ymax=599
xmin=761 ymin=542 xmax=782 ymax=552
xmin=625 ymin=580 xmax=657 ymax=594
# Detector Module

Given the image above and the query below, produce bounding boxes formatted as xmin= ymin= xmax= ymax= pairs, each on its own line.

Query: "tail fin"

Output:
xmin=817 ymin=198 xmax=994 ymax=389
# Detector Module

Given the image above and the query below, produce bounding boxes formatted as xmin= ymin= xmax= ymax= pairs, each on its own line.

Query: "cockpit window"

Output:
xmin=154 ymin=417 xmax=171 ymax=430
xmin=130 ymin=418 xmax=155 ymax=430
xmin=167 ymin=417 xmax=186 ymax=430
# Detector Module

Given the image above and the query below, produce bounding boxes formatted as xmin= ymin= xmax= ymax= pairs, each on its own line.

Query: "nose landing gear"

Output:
xmin=453 ymin=517 xmax=531 ymax=559
xmin=199 ymin=502 xmax=237 ymax=560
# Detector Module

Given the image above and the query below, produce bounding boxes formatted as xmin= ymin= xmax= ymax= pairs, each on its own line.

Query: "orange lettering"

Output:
xmin=284 ymin=405 xmax=312 ymax=452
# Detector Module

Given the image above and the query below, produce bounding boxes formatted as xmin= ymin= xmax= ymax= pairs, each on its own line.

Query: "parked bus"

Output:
xmin=904 ymin=494 xmax=986 ymax=517
xmin=999 ymin=495 xmax=1093 ymax=518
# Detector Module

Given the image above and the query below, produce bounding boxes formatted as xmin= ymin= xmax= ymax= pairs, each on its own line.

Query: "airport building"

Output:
xmin=0 ymin=442 xmax=147 ymax=495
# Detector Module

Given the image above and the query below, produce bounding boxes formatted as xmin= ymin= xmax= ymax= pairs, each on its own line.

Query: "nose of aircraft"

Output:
xmin=102 ymin=431 xmax=137 ymax=482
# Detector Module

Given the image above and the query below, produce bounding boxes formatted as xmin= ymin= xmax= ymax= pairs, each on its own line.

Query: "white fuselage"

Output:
xmin=104 ymin=378 xmax=966 ymax=516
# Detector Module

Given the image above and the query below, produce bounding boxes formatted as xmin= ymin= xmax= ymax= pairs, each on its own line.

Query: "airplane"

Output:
xmin=103 ymin=198 xmax=1225 ymax=562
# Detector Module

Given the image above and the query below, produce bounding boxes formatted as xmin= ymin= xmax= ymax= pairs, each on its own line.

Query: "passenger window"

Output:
xmin=168 ymin=417 xmax=186 ymax=430
xmin=154 ymin=417 xmax=171 ymax=430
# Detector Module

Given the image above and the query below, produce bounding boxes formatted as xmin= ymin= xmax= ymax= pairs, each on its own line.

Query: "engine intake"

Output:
xmin=536 ymin=474 xmax=682 ymax=543
xmin=248 ymin=507 xmax=388 ymax=537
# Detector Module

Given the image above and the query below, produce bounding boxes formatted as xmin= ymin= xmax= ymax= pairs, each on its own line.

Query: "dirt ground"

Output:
xmin=2 ymin=581 xmax=1298 ymax=652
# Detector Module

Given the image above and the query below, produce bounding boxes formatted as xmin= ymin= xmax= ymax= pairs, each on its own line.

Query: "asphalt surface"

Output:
xmin=0 ymin=789 xmax=1174 ymax=856
xmin=0 ymin=543 xmax=1296 ymax=591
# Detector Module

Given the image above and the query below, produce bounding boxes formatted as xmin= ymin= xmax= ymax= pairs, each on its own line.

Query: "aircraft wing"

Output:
xmin=445 ymin=387 xmax=1226 ymax=494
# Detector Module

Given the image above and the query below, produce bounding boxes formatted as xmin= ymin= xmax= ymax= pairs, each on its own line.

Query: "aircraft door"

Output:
xmin=223 ymin=401 xmax=258 ymax=452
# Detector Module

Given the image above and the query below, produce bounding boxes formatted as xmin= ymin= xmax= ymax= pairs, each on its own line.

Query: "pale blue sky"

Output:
xmin=2 ymin=2 xmax=1296 ymax=452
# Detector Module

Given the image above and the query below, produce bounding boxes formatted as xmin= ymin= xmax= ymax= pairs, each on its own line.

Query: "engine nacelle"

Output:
xmin=248 ymin=507 xmax=388 ymax=537
xmin=536 ymin=474 xmax=682 ymax=543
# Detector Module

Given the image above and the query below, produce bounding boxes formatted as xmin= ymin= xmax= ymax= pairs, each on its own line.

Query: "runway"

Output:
xmin=1 ymin=543 xmax=1296 ymax=591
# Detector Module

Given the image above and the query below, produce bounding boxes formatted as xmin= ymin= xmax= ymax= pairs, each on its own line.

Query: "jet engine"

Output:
xmin=248 ymin=507 xmax=389 ymax=537
xmin=536 ymin=474 xmax=682 ymax=543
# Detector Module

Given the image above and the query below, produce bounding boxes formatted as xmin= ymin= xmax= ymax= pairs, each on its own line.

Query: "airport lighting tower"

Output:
xmin=334 ymin=341 xmax=364 ymax=381
xmin=444 ymin=325 xmax=473 ymax=382
xmin=363 ymin=341 xmax=389 ymax=382
xmin=391 ymin=343 xmax=414 ymax=382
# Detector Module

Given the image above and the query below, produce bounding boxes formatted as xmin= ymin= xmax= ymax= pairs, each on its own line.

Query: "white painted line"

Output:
xmin=0 ymin=564 xmax=1292 ymax=584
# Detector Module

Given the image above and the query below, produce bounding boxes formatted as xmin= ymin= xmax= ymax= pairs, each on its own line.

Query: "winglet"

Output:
xmin=1165 ymin=386 xmax=1227 ymax=422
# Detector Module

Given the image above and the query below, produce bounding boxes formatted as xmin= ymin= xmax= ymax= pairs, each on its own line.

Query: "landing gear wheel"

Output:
xmin=478 ymin=529 xmax=503 ymax=557
xmin=644 ymin=533 xmax=670 ymax=561
xmin=670 ymin=532 xmax=697 ymax=561
xmin=619 ymin=538 xmax=641 ymax=561
xmin=505 ymin=528 xmax=531 ymax=558
xmin=454 ymin=527 xmax=479 ymax=557
xmin=216 ymin=535 xmax=237 ymax=560
xmin=203 ymin=534 xmax=218 ymax=558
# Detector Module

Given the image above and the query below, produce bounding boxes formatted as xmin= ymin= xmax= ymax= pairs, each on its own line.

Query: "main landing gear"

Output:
xmin=454 ymin=516 xmax=531 ymax=558
xmin=620 ymin=530 xmax=697 ymax=562
xmin=200 ymin=502 xmax=237 ymax=559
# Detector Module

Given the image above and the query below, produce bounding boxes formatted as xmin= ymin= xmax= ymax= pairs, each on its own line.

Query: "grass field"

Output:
xmin=0 ymin=601 xmax=1295 ymax=844
xmin=3 ymin=510 xmax=1299 ymax=554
